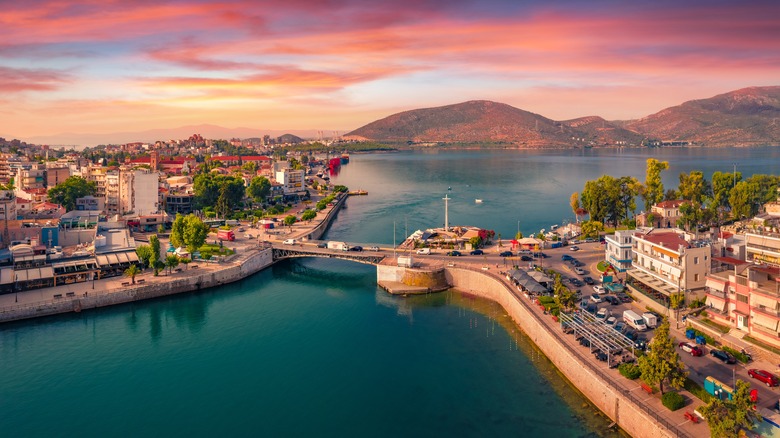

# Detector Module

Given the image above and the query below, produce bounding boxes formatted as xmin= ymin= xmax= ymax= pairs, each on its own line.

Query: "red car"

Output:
xmin=678 ymin=342 xmax=703 ymax=357
xmin=748 ymin=369 xmax=779 ymax=387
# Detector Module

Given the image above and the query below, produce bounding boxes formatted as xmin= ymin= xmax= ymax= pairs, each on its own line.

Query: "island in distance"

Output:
xmin=345 ymin=86 xmax=780 ymax=148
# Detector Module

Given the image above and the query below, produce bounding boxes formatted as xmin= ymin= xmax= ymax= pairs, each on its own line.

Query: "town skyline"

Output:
xmin=3 ymin=0 xmax=779 ymax=146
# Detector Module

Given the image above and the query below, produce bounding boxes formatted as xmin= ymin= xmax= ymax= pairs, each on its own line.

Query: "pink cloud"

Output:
xmin=0 ymin=66 xmax=69 ymax=93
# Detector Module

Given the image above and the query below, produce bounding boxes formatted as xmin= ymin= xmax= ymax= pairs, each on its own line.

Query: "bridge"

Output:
xmin=271 ymin=243 xmax=387 ymax=265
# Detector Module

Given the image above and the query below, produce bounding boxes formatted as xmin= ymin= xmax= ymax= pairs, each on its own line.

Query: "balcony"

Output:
xmin=752 ymin=305 xmax=780 ymax=319
xmin=706 ymin=288 xmax=727 ymax=299
xmin=751 ymin=323 xmax=780 ymax=339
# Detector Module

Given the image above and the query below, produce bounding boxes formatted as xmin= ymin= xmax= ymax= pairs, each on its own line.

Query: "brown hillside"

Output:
xmin=562 ymin=116 xmax=644 ymax=146
xmin=346 ymin=100 xmax=583 ymax=147
xmin=623 ymin=86 xmax=780 ymax=146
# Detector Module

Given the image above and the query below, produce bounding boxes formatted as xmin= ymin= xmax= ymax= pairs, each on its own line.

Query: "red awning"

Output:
xmin=713 ymin=256 xmax=749 ymax=265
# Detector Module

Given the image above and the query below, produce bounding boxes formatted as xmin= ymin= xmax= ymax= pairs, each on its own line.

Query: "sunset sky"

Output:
xmin=2 ymin=0 xmax=779 ymax=145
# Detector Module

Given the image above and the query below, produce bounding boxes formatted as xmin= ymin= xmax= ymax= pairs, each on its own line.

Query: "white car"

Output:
xmin=570 ymin=246 xmax=580 ymax=251
xmin=606 ymin=316 xmax=617 ymax=325
xmin=596 ymin=308 xmax=610 ymax=320
xmin=593 ymin=285 xmax=605 ymax=294
xmin=590 ymin=293 xmax=603 ymax=303
xmin=574 ymin=267 xmax=586 ymax=275
xmin=283 ymin=238 xmax=296 ymax=245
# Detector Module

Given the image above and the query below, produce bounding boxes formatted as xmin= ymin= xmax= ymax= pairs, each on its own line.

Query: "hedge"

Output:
xmin=618 ymin=363 xmax=641 ymax=380
xmin=661 ymin=391 xmax=685 ymax=411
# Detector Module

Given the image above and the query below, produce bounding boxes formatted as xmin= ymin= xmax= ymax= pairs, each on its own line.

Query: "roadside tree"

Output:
xmin=301 ymin=210 xmax=317 ymax=222
xmin=149 ymin=235 xmax=161 ymax=268
xmin=553 ymin=275 xmax=577 ymax=311
xmin=570 ymin=192 xmax=581 ymax=223
xmin=700 ymin=380 xmax=761 ymax=438
xmin=247 ymin=176 xmax=271 ymax=204
xmin=283 ymin=214 xmax=297 ymax=227
xmin=711 ymin=171 xmax=741 ymax=210
xmin=170 ymin=214 xmax=186 ymax=248
xmin=165 ymin=254 xmax=180 ymax=275
xmin=183 ymin=215 xmax=210 ymax=253
xmin=637 ymin=316 xmax=687 ymax=394
xmin=678 ymin=171 xmax=711 ymax=205
xmin=580 ymin=220 xmax=604 ymax=239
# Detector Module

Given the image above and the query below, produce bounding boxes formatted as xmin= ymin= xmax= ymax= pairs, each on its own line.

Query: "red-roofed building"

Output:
xmin=626 ymin=229 xmax=711 ymax=308
xmin=212 ymin=155 xmax=271 ymax=166
xmin=637 ymin=199 xmax=687 ymax=228
xmin=127 ymin=156 xmax=196 ymax=173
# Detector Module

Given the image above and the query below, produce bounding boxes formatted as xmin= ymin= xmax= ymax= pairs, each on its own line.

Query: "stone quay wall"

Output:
xmin=445 ymin=266 xmax=684 ymax=438
xmin=0 ymin=249 xmax=274 ymax=323
xmin=305 ymin=193 xmax=347 ymax=241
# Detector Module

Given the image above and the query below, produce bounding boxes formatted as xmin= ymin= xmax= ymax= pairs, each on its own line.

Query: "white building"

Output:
xmin=105 ymin=170 xmax=160 ymax=216
xmin=274 ymin=168 xmax=305 ymax=196
xmin=604 ymin=229 xmax=641 ymax=272
xmin=626 ymin=229 xmax=711 ymax=306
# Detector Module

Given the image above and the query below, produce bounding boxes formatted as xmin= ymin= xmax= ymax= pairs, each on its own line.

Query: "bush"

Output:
xmin=618 ymin=363 xmax=641 ymax=380
xmin=661 ymin=391 xmax=685 ymax=411
xmin=683 ymin=378 xmax=712 ymax=403
xmin=722 ymin=346 xmax=750 ymax=363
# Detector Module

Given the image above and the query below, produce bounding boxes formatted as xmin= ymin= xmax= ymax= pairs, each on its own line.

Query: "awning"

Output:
xmin=705 ymin=297 xmax=726 ymax=311
xmin=753 ymin=313 xmax=779 ymax=331
xmin=753 ymin=294 xmax=778 ymax=311
xmin=705 ymin=278 xmax=726 ymax=292
xmin=0 ymin=268 xmax=13 ymax=285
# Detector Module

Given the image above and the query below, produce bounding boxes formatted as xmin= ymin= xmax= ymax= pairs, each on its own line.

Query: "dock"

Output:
xmin=348 ymin=190 xmax=368 ymax=196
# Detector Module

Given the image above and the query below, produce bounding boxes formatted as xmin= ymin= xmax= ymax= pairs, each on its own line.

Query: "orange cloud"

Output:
xmin=0 ymin=66 xmax=70 ymax=93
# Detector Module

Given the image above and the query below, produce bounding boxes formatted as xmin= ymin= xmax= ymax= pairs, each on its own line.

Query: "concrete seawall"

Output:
xmin=0 ymin=249 xmax=274 ymax=323
xmin=445 ymin=266 xmax=683 ymax=438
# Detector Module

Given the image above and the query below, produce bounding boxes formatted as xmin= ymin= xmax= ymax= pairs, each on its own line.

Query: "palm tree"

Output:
xmin=165 ymin=254 xmax=180 ymax=275
xmin=124 ymin=264 xmax=140 ymax=285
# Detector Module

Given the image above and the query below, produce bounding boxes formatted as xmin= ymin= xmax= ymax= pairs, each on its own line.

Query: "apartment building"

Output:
xmin=604 ymin=229 xmax=640 ymax=272
xmin=626 ymin=229 xmax=711 ymax=306
xmin=105 ymin=170 xmax=160 ymax=216
xmin=274 ymin=168 xmax=305 ymax=196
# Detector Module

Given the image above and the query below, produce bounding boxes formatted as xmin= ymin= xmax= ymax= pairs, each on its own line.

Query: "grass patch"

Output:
xmin=699 ymin=317 xmax=731 ymax=334
xmin=596 ymin=261 xmax=609 ymax=272
xmin=684 ymin=378 xmax=712 ymax=403
xmin=744 ymin=335 xmax=780 ymax=356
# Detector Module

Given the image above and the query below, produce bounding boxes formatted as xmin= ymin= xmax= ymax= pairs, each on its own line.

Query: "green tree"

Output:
xmin=170 ymin=214 xmax=186 ymax=248
xmin=580 ymin=220 xmax=604 ymax=239
xmin=515 ymin=231 xmax=524 ymax=240
xmin=711 ymin=171 xmax=742 ymax=209
xmin=149 ymin=235 xmax=161 ymax=270
xmin=642 ymin=158 xmax=669 ymax=212
xmin=283 ymin=214 xmax=297 ymax=227
xmin=637 ymin=317 xmax=687 ymax=394
xmin=124 ymin=264 xmax=140 ymax=285
xmin=669 ymin=291 xmax=685 ymax=310
xmin=215 ymin=184 xmax=231 ymax=218
xmin=700 ymin=380 xmax=761 ymax=438
xmin=553 ymin=274 xmax=577 ymax=311
xmin=469 ymin=236 xmax=482 ymax=249
xmin=183 ymin=214 xmax=210 ymax=253
xmin=165 ymin=254 xmax=180 ymax=275
xmin=247 ymin=176 xmax=271 ymax=204
xmin=135 ymin=244 xmax=153 ymax=269
xmin=47 ymin=176 xmax=97 ymax=211
xmin=580 ymin=175 xmax=638 ymax=226
xmin=678 ymin=171 xmax=711 ymax=205
xmin=663 ymin=188 xmax=678 ymax=201
xmin=730 ymin=180 xmax=761 ymax=220
xmin=301 ymin=210 xmax=317 ymax=222
xmin=153 ymin=260 xmax=165 ymax=276
xmin=570 ymin=192 xmax=581 ymax=223
xmin=332 ymin=185 xmax=349 ymax=193
xmin=180 ymin=257 xmax=191 ymax=270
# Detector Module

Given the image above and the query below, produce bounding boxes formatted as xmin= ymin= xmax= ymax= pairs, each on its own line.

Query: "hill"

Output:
xmin=346 ymin=100 xmax=583 ymax=147
xmin=622 ymin=86 xmax=780 ymax=146
xmin=347 ymin=87 xmax=780 ymax=147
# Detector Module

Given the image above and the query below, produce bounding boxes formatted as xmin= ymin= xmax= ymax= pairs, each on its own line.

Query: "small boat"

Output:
xmin=475 ymin=199 xmax=483 ymax=203
xmin=447 ymin=186 xmax=452 ymax=191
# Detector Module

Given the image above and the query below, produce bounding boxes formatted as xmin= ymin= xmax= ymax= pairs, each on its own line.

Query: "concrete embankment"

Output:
xmin=0 ymin=249 xmax=274 ymax=323
xmin=445 ymin=266 xmax=685 ymax=438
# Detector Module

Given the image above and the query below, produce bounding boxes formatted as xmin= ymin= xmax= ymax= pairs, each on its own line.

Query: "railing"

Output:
xmin=752 ymin=305 xmax=780 ymax=319
xmin=706 ymin=288 xmax=727 ymax=299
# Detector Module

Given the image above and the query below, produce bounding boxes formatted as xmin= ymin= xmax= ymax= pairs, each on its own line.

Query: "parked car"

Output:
xmin=592 ymin=285 xmax=605 ymax=294
xmin=586 ymin=303 xmax=598 ymax=314
xmin=574 ymin=267 xmax=586 ymax=275
xmin=571 ymin=279 xmax=584 ymax=287
xmin=710 ymin=349 xmax=737 ymax=364
xmin=570 ymin=246 xmax=580 ymax=251
xmin=447 ymin=251 xmax=462 ymax=257
xmin=748 ymin=369 xmax=780 ymax=387
xmin=678 ymin=342 xmax=704 ymax=356
xmin=533 ymin=252 xmax=549 ymax=258
xmin=617 ymin=293 xmax=632 ymax=303
xmin=470 ymin=249 xmax=484 ymax=255
xmin=606 ymin=316 xmax=617 ymax=325
xmin=350 ymin=246 xmax=364 ymax=252
xmin=603 ymin=295 xmax=619 ymax=305
xmin=589 ymin=294 xmax=603 ymax=303
xmin=520 ymin=255 xmax=533 ymax=261
xmin=317 ymin=242 xmax=328 ymax=248
xmin=583 ymin=276 xmax=595 ymax=285
xmin=499 ymin=251 xmax=513 ymax=257
xmin=613 ymin=321 xmax=626 ymax=332
xmin=518 ymin=249 xmax=532 ymax=255
xmin=596 ymin=308 xmax=609 ymax=320
xmin=562 ymin=254 xmax=573 ymax=261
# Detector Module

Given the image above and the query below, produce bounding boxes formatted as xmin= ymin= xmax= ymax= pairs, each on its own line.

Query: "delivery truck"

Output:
xmin=623 ymin=310 xmax=647 ymax=331
xmin=217 ymin=229 xmax=235 ymax=241
xmin=327 ymin=241 xmax=350 ymax=251
xmin=642 ymin=312 xmax=658 ymax=329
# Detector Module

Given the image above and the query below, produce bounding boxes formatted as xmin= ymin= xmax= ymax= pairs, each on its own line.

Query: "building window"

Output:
xmin=694 ymin=273 xmax=699 ymax=281
xmin=736 ymin=294 xmax=748 ymax=304
xmin=694 ymin=256 xmax=699 ymax=264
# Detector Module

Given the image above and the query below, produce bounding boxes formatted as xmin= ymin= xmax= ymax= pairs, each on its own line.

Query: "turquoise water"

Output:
xmin=3 ymin=147 xmax=779 ymax=437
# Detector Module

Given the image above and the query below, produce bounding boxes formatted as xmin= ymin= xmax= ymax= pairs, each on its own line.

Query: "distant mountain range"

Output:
xmin=20 ymin=125 xmax=319 ymax=149
xmin=346 ymin=86 xmax=780 ymax=147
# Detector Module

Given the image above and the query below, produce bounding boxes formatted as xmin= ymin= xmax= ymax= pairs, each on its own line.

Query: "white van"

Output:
xmin=623 ymin=310 xmax=648 ymax=331
xmin=642 ymin=312 xmax=658 ymax=329
xmin=283 ymin=238 xmax=296 ymax=245
xmin=416 ymin=248 xmax=431 ymax=255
